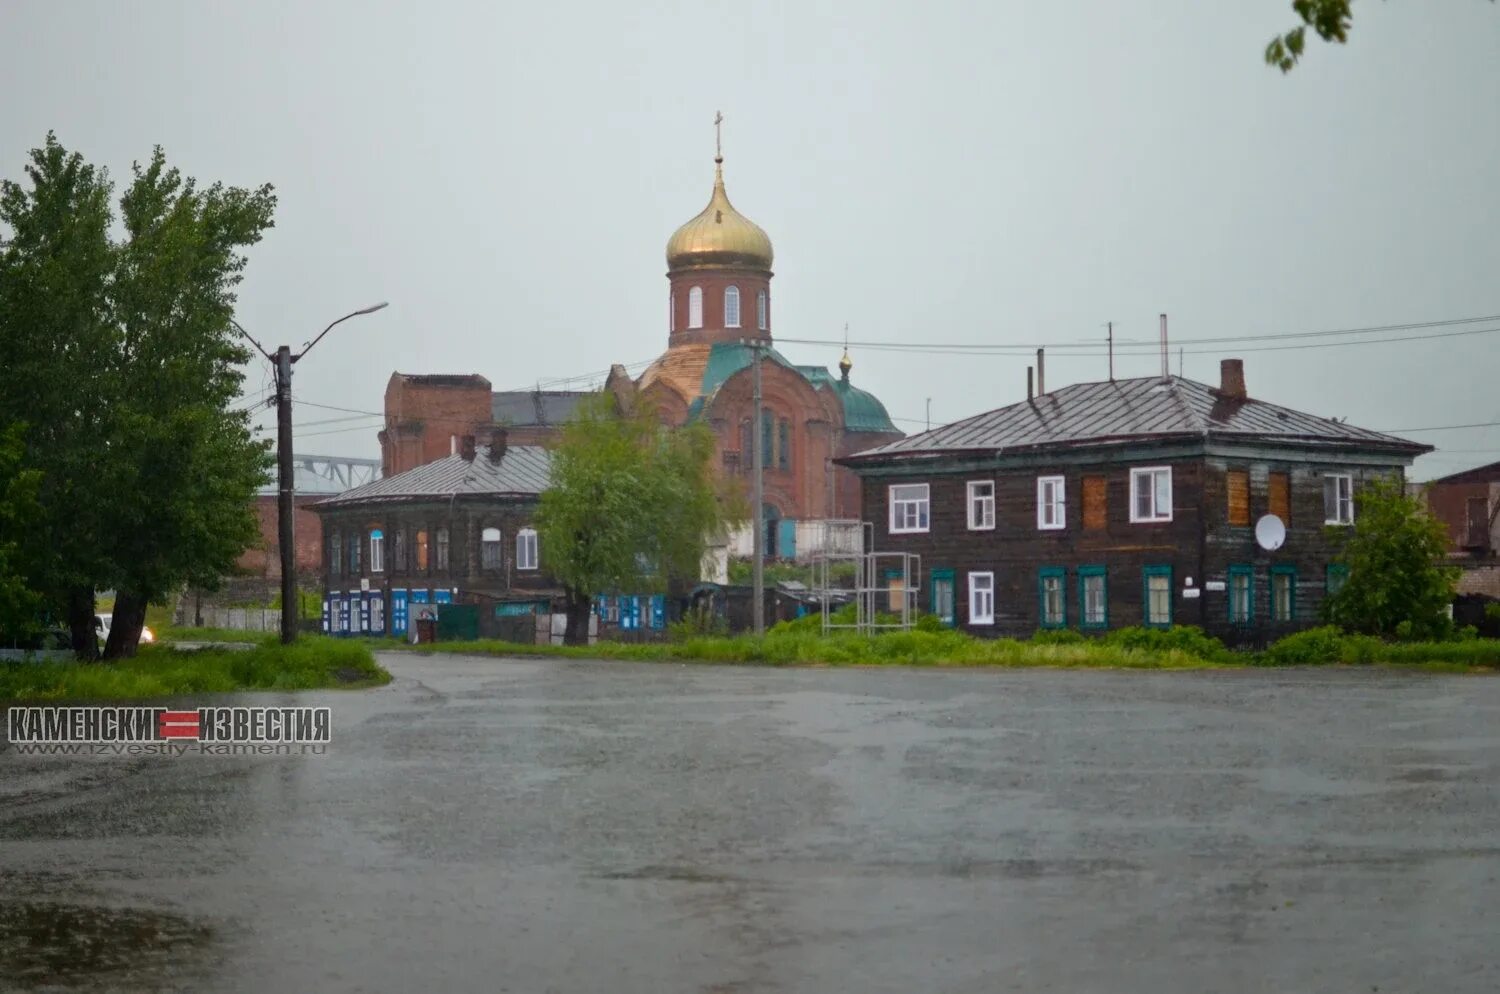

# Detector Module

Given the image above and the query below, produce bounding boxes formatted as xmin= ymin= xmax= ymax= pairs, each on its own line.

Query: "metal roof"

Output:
xmin=1428 ymin=459 xmax=1500 ymax=485
xmin=491 ymin=390 xmax=591 ymax=427
xmin=314 ymin=445 xmax=552 ymax=508
xmin=845 ymin=375 xmax=1431 ymax=463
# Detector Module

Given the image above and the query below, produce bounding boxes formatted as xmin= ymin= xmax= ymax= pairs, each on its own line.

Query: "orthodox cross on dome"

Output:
xmin=714 ymin=110 xmax=724 ymax=163
xmin=839 ymin=323 xmax=853 ymax=381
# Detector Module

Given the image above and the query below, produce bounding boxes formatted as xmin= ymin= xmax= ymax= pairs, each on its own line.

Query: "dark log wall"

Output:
xmin=316 ymin=498 xmax=556 ymax=603
xmin=858 ymin=451 xmax=1405 ymax=643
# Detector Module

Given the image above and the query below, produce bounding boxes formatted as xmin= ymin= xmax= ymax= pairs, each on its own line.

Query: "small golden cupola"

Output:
xmin=665 ymin=116 xmax=773 ymax=274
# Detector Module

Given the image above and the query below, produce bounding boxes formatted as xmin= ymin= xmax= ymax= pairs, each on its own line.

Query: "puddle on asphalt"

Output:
xmin=0 ymin=902 xmax=216 ymax=988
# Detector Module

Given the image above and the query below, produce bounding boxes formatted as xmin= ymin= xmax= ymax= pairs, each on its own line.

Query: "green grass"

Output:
xmin=409 ymin=629 xmax=1226 ymax=669
xmin=156 ymin=625 xmax=277 ymax=645
xmin=0 ymin=636 xmax=391 ymax=702
xmin=402 ymin=620 xmax=1500 ymax=672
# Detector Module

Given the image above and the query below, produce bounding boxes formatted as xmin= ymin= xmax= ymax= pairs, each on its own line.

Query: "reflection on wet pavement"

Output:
xmin=2 ymin=655 xmax=1500 ymax=993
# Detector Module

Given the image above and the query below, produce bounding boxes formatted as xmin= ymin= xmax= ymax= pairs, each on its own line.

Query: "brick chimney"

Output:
xmin=487 ymin=427 xmax=507 ymax=464
xmin=1219 ymin=358 xmax=1247 ymax=400
xmin=460 ymin=434 xmax=476 ymax=461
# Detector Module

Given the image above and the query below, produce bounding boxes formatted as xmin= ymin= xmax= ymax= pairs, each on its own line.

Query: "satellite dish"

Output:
xmin=1255 ymin=514 xmax=1286 ymax=551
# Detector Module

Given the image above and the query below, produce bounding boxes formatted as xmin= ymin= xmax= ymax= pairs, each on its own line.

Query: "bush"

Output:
xmin=669 ymin=604 xmax=727 ymax=640
xmin=1261 ymin=626 xmax=1346 ymax=665
xmin=1100 ymin=625 xmax=1231 ymax=662
xmin=914 ymin=613 xmax=946 ymax=634
xmin=1031 ymin=629 xmax=1086 ymax=645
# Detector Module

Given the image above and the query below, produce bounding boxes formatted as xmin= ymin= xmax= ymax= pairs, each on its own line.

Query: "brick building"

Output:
xmin=838 ymin=359 xmax=1431 ymax=643
xmin=1422 ymin=460 xmax=1499 ymax=557
xmin=377 ymin=141 xmax=903 ymax=555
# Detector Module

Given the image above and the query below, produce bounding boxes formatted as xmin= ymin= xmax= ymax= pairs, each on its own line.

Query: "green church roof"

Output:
xmin=683 ymin=342 xmax=898 ymax=434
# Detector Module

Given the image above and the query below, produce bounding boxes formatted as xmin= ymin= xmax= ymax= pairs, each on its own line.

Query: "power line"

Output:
xmin=1379 ymin=420 xmax=1500 ymax=433
xmin=779 ymin=311 xmax=1500 ymax=354
xmin=777 ymin=323 xmax=1500 ymax=357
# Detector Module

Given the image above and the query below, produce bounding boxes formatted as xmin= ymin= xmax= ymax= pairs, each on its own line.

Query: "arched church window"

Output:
xmin=757 ymin=290 xmax=767 ymax=331
xmin=762 ymin=410 xmax=774 ymax=467
xmin=778 ymin=419 xmax=790 ymax=471
xmin=669 ymin=293 xmax=675 ymax=333
xmin=688 ymin=286 xmax=703 ymax=329
xmin=724 ymin=286 xmax=741 ymax=328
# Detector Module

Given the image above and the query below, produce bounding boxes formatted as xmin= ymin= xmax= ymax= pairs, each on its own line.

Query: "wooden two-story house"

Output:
xmin=838 ymin=360 xmax=1431 ymax=643
xmin=312 ymin=430 xmax=558 ymax=638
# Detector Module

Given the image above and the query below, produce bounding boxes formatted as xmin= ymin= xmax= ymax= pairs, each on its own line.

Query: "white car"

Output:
xmin=96 ymin=614 xmax=155 ymax=645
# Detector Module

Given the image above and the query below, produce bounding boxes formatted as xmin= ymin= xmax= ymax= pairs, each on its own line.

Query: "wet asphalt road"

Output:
xmin=3 ymin=655 xmax=1500 ymax=994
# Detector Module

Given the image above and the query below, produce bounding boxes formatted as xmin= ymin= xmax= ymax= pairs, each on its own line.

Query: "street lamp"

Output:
xmin=235 ymin=302 xmax=389 ymax=644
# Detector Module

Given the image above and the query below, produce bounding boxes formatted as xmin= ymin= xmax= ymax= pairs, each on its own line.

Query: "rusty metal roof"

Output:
xmin=846 ymin=375 xmax=1431 ymax=463
xmin=313 ymin=445 xmax=552 ymax=508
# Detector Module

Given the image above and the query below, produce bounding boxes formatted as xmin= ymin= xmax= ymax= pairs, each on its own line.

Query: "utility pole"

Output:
xmin=235 ymin=302 xmax=389 ymax=645
xmin=1107 ymin=321 xmax=1114 ymax=381
xmin=750 ymin=339 xmax=765 ymax=637
xmin=275 ymin=345 xmax=296 ymax=646
xmin=926 ymin=397 xmax=931 ymax=431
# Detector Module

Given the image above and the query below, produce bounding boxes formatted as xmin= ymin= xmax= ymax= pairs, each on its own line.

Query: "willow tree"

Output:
xmin=537 ymin=395 xmax=745 ymax=645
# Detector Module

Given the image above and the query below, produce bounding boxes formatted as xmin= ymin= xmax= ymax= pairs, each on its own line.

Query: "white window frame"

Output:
xmin=724 ymin=286 xmax=740 ymax=328
xmin=888 ymin=483 xmax=930 ymax=534
xmin=481 ymin=527 xmax=502 ymax=570
xmin=369 ymin=529 xmax=384 ymax=573
xmin=1036 ymin=475 xmax=1066 ymax=530
xmin=966 ymin=480 xmax=995 ymax=530
xmin=1129 ymin=466 xmax=1173 ymax=523
xmin=517 ymin=528 xmax=539 ymax=571
xmin=1324 ymin=473 xmax=1354 ymax=525
xmin=757 ymin=289 xmax=768 ymax=331
xmin=687 ymin=286 xmax=703 ymax=329
xmin=969 ymin=572 xmax=995 ymax=625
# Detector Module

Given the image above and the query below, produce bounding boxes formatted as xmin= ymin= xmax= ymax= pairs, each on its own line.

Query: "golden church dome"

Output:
xmin=665 ymin=158 xmax=774 ymax=273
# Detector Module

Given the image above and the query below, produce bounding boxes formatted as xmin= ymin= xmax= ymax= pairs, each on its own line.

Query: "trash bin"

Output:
xmin=415 ymin=618 xmax=438 ymax=644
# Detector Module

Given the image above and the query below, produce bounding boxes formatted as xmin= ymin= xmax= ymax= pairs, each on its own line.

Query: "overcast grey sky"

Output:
xmin=3 ymin=1 xmax=1497 ymax=479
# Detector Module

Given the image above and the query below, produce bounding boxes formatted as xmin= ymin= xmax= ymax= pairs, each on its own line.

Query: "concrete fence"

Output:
xmin=191 ymin=607 xmax=283 ymax=632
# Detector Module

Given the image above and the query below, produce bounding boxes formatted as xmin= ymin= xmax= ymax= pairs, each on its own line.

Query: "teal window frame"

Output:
xmin=1077 ymin=565 xmax=1107 ymax=629
xmin=1038 ymin=566 xmax=1067 ymax=628
xmin=1143 ymin=564 xmax=1173 ymax=628
xmin=930 ymin=568 xmax=956 ymax=627
xmin=1227 ymin=564 xmax=1254 ymax=625
xmin=1271 ymin=565 xmax=1297 ymax=622
xmin=1326 ymin=563 xmax=1349 ymax=596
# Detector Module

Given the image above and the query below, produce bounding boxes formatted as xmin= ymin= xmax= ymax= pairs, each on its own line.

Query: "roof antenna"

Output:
xmin=1107 ymin=321 xmax=1114 ymax=381
xmin=1159 ymin=313 xmax=1169 ymax=381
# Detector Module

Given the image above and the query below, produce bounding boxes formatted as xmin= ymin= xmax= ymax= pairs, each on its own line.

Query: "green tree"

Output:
xmin=0 ymin=424 xmax=45 ymax=640
xmin=1267 ymin=1 xmax=1495 ymax=72
xmin=0 ymin=134 xmax=275 ymax=659
xmin=1322 ymin=478 xmax=1458 ymax=638
xmin=537 ymin=395 xmax=745 ymax=645
xmin=0 ymin=134 xmax=118 ymax=658
xmin=98 ymin=150 xmax=275 ymax=658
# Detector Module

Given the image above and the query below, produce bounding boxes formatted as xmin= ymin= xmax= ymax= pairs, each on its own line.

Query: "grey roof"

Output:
xmin=1429 ymin=459 xmax=1500 ymax=485
xmin=491 ymin=390 xmax=592 ymax=427
xmin=314 ymin=445 xmax=552 ymax=508
xmin=845 ymin=375 xmax=1431 ymax=463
